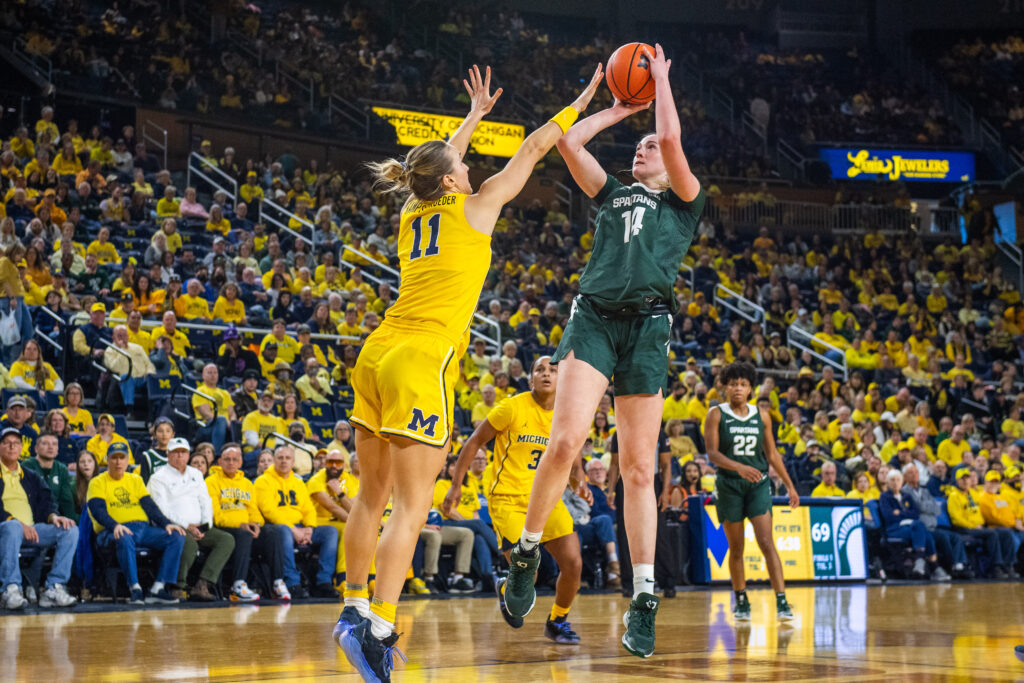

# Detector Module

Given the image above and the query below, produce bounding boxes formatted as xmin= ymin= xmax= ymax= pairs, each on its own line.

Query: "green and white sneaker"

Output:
xmin=621 ymin=592 xmax=660 ymax=658
xmin=776 ymin=594 xmax=794 ymax=621
xmin=733 ymin=594 xmax=751 ymax=622
xmin=503 ymin=543 xmax=540 ymax=618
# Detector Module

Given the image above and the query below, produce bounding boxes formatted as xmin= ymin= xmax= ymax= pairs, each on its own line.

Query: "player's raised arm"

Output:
xmin=705 ymin=407 xmax=761 ymax=483
xmin=442 ymin=418 xmax=499 ymax=517
xmin=759 ymin=407 xmax=800 ymax=508
xmin=448 ymin=65 xmax=503 ymax=159
xmin=556 ymin=99 xmax=651 ymax=197
xmin=649 ymin=43 xmax=701 ymax=202
xmin=465 ymin=64 xmax=604 ymax=231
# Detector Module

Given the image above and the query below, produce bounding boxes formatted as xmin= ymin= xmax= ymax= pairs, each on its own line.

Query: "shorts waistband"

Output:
xmin=581 ymin=294 xmax=671 ymax=319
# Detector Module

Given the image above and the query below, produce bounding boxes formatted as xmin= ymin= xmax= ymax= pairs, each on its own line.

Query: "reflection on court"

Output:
xmin=2 ymin=583 xmax=1021 ymax=681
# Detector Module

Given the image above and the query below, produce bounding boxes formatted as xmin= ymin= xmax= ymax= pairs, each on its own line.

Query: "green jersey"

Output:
xmin=580 ymin=174 xmax=705 ymax=308
xmin=715 ymin=403 xmax=768 ymax=479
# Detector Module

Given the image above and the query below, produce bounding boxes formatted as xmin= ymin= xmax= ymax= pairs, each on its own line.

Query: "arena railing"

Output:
xmin=679 ymin=263 xmax=694 ymax=292
xmin=328 ymin=93 xmax=370 ymax=140
xmin=171 ymin=383 xmax=218 ymax=429
xmin=187 ymin=152 xmax=238 ymax=203
xmin=10 ymin=37 xmax=52 ymax=85
xmin=786 ymin=323 xmax=848 ymax=380
xmin=142 ymin=119 xmax=169 ymax=171
xmin=714 ymin=283 xmax=766 ymax=335
xmin=253 ymin=198 xmax=503 ymax=353
xmin=554 ymin=181 xmax=574 ymax=224
xmin=134 ymin=319 xmax=361 ymax=345
xmin=34 ymin=305 xmax=68 ymax=378
xmin=996 ymin=241 xmax=1024 ymax=293
xmin=260 ymin=198 xmax=314 ymax=248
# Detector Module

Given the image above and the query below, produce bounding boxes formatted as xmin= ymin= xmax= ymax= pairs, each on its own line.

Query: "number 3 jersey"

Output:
xmin=582 ymin=174 xmax=705 ymax=308
xmin=485 ymin=392 xmax=553 ymax=497
xmin=383 ymin=192 xmax=491 ymax=354
xmin=714 ymin=403 xmax=769 ymax=479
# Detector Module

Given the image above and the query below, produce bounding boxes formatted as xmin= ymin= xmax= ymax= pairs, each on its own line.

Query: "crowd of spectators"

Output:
xmin=678 ymin=30 xmax=963 ymax=153
xmin=925 ymin=33 xmax=1024 ymax=148
xmin=0 ymin=88 xmax=1022 ymax=612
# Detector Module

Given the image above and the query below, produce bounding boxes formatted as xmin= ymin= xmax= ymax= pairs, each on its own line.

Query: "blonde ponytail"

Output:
xmin=365 ymin=139 xmax=454 ymax=202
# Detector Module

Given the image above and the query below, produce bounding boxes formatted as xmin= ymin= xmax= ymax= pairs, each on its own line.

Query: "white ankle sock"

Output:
xmin=632 ymin=564 xmax=655 ymax=599
xmin=151 ymin=581 xmax=165 ymax=594
xmin=344 ymin=596 xmax=371 ymax=618
xmin=519 ymin=529 xmax=542 ymax=552
xmin=369 ymin=611 xmax=394 ymax=640
xmin=608 ymin=551 xmax=619 ymax=563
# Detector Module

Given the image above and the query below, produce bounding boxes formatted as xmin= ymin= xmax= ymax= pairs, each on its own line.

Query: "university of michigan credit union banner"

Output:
xmin=372 ymin=106 xmax=525 ymax=158
xmin=819 ymin=147 xmax=975 ymax=183
xmin=691 ymin=499 xmax=869 ymax=582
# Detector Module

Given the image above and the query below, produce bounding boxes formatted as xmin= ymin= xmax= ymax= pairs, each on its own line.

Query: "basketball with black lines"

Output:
xmin=606 ymin=42 xmax=656 ymax=104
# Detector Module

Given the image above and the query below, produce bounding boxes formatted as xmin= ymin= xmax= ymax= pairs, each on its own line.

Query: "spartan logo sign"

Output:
xmin=407 ymin=408 xmax=440 ymax=437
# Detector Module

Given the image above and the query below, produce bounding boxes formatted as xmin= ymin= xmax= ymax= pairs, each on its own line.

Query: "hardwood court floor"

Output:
xmin=3 ymin=583 xmax=1023 ymax=682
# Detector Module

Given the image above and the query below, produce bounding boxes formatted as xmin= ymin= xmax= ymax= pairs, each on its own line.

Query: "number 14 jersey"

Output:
xmin=486 ymin=392 xmax=553 ymax=497
xmin=582 ymin=174 xmax=705 ymax=309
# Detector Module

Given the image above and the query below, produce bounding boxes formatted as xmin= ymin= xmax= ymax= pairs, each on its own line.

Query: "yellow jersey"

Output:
xmin=87 ymin=471 xmax=150 ymax=532
xmin=308 ymin=468 xmax=359 ymax=525
xmin=485 ymin=392 xmax=552 ymax=497
xmin=241 ymin=411 xmax=287 ymax=449
xmin=383 ymin=192 xmax=490 ymax=352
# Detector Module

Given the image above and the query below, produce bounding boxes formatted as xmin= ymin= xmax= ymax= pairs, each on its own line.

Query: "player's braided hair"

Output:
xmin=366 ymin=139 xmax=453 ymax=202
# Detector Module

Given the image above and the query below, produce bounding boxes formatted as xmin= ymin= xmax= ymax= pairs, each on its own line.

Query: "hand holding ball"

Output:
xmin=606 ymin=42 xmax=656 ymax=105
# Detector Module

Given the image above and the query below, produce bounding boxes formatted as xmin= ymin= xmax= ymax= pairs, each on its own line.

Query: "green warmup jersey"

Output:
xmin=581 ymin=174 xmax=705 ymax=308
xmin=716 ymin=403 xmax=768 ymax=479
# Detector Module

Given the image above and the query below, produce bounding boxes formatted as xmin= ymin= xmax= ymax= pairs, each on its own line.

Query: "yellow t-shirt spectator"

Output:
xmin=86 ymin=471 xmax=149 ymax=532
xmin=191 ymin=384 xmax=234 ymax=420
xmin=86 ymin=433 xmax=134 ymax=466
xmin=86 ymin=240 xmax=120 ymax=266
xmin=212 ymin=296 xmax=246 ymax=323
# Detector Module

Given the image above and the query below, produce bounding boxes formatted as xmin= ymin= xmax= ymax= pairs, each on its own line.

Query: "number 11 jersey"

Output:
xmin=384 ymin=192 xmax=491 ymax=353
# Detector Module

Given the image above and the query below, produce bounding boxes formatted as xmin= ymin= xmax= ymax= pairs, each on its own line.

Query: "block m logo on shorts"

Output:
xmin=407 ymin=408 xmax=440 ymax=437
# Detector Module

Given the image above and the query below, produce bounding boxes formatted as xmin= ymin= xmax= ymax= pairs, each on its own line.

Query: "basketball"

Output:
xmin=606 ymin=42 xmax=656 ymax=104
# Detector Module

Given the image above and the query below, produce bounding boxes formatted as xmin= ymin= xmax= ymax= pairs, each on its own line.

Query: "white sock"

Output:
xmin=451 ymin=573 xmax=463 ymax=581
xmin=632 ymin=564 xmax=655 ymax=599
xmin=519 ymin=529 xmax=542 ymax=553
xmin=151 ymin=581 xmax=165 ymax=595
xmin=131 ymin=583 xmax=142 ymax=592
xmin=608 ymin=551 xmax=619 ymax=563
xmin=369 ymin=610 xmax=394 ymax=640
xmin=344 ymin=596 xmax=371 ymax=618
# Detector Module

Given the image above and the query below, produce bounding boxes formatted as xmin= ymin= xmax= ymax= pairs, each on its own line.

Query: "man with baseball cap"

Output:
xmin=231 ymin=369 xmax=262 ymax=420
xmin=0 ymin=426 xmax=77 ymax=609
xmin=218 ymin=327 xmax=260 ymax=382
xmin=87 ymin=440 xmax=186 ymax=604
xmin=948 ymin=466 xmax=1017 ymax=579
xmin=1 ymin=396 xmax=37 ymax=460
xmin=71 ymin=302 xmax=112 ymax=389
xmin=149 ymin=437 xmax=235 ymax=601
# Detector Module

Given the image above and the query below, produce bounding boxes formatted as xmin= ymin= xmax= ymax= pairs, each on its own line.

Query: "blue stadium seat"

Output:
xmin=44 ymin=391 xmax=65 ymax=411
xmin=1 ymin=389 xmax=37 ymax=409
xmin=301 ymin=402 xmax=333 ymax=423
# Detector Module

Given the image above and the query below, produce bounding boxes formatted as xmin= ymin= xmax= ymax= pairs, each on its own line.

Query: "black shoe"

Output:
xmin=312 ymin=582 xmax=338 ymax=598
xmin=332 ymin=605 xmax=363 ymax=646
xmin=339 ymin=618 xmax=406 ymax=683
xmin=993 ymin=566 xmax=1009 ymax=580
xmin=663 ymin=587 xmax=677 ymax=599
xmin=448 ymin=577 xmax=476 ymax=594
xmin=288 ymin=584 xmax=309 ymax=599
xmin=495 ymin=578 xmax=523 ymax=629
xmin=545 ymin=617 xmax=581 ymax=644
xmin=145 ymin=588 xmax=180 ymax=605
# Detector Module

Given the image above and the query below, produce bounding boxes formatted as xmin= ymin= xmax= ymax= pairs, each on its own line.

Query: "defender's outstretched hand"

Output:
xmin=649 ymin=43 xmax=671 ymax=82
xmin=464 ymin=65 xmax=503 ymax=116
xmin=570 ymin=64 xmax=605 ymax=114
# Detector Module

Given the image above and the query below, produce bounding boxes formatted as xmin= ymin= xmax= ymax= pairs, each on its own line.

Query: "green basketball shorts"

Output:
xmin=550 ymin=295 xmax=671 ymax=396
xmin=715 ymin=474 xmax=772 ymax=523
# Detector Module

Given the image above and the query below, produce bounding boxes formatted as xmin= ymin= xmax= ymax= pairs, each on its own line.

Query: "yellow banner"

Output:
xmin=371 ymin=106 xmax=525 ymax=158
xmin=706 ymin=505 xmax=815 ymax=581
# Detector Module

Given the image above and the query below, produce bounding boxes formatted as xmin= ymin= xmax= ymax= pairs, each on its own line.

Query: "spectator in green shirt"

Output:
xmin=22 ymin=434 xmax=75 ymax=519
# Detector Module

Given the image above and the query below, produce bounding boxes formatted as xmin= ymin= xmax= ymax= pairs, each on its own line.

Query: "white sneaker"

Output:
xmin=40 ymin=584 xmax=77 ymax=608
xmin=3 ymin=584 xmax=26 ymax=610
xmin=931 ymin=566 xmax=952 ymax=582
xmin=24 ymin=585 xmax=37 ymax=604
xmin=273 ymin=579 xmax=291 ymax=600
xmin=231 ymin=580 xmax=260 ymax=602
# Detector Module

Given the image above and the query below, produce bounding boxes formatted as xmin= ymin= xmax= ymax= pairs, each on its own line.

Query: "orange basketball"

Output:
xmin=606 ymin=42 xmax=656 ymax=105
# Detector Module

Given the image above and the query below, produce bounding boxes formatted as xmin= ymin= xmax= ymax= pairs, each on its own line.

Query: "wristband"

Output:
xmin=549 ymin=106 xmax=579 ymax=134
